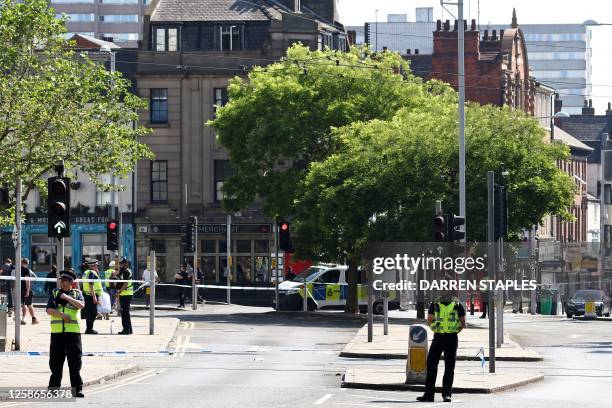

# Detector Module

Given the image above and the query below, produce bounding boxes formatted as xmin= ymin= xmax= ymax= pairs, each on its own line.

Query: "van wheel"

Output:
xmin=373 ymin=302 xmax=384 ymax=315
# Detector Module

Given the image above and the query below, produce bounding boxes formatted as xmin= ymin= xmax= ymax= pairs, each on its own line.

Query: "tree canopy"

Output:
xmin=0 ymin=0 xmax=153 ymax=221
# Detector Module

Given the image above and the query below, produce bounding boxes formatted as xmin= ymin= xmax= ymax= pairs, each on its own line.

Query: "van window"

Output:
xmin=318 ymin=269 xmax=340 ymax=284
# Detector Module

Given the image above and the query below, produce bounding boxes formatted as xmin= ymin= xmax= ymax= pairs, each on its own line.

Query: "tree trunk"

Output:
xmin=344 ymin=259 xmax=359 ymax=314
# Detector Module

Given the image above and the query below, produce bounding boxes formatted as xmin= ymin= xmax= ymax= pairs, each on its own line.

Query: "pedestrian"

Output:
xmin=116 ymin=258 xmax=133 ymax=335
xmin=142 ymin=265 xmax=158 ymax=308
xmin=285 ymin=266 xmax=296 ymax=281
xmin=45 ymin=265 xmax=58 ymax=296
xmin=1 ymin=258 xmax=14 ymax=316
xmin=104 ymin=261 xmax=118 ymax=309
xmin=174 ymin=263 xmax=190 ymax=308
xmin=20 ymin=258 xmax=39 ymax=325
xmin=417 ymin=291 xmax=466 ymax=403
xmin=480 ymin=290 xmax=488 ymax=319
xmin=46 ymin=269 xmax=85 ymax=397
xmin=82 ymin=259 xmax=102 ymax=334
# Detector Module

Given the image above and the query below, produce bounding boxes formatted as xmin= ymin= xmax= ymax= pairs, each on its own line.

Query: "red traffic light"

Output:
xmin=108 ymin=221 xmax=118 ymax=230
xmin=50 ymin=179 xmax=68 ymax=195
xmin=280 ymin=223 xmax=289 ymax=231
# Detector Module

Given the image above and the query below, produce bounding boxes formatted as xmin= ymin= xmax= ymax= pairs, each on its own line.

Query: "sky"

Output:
xmin=337 ymin=0 xmax=612 ymax=114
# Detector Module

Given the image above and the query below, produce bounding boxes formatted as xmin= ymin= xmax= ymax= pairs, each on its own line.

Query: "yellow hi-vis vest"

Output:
xmin=431 ymin=302 xmax=460 ymax=334
xmin=50 ymin=288 xmax=82 ymax=334
xmin=119 ymin=268 xmax=133 ymax=296
xmin=82 ymin=269 xmax=102 ymax=296
xmin=104 ymin=268 xmax=114 ymax=288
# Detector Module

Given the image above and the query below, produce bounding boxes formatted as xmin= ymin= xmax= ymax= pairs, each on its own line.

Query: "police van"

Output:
xmin=275 ymin=264 xmax=397 ymax=314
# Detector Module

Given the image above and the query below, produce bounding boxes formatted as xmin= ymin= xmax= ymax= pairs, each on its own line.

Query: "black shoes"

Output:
xmin=443 ymin=396 xmax=452 ymax=402
xmin=75 ymin=390 xmax=85 ymax=398
xmin=118 ymin=330 xmax=133 ymax=335
xmin=85 ymin=329 xmax=98 ymax=334
xmin=416 ymin=395 xmax=434 ymax=402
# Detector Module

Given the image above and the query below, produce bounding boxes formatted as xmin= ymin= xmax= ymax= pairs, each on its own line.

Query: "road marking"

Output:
xmin=88 ymin=369 xmax=165 ymax=395
xmin=334 ymin=402 xmax=391 ymax=408
xmin=315 ymin=393 xmax=333 ymax=405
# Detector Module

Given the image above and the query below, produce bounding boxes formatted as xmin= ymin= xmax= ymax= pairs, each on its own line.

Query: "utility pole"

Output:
xmin=487 ymin=171 xmax=496 ymax=373
xmin=274 ymin=220 xmax=279 ymax=312
xmin=192 ymin=216 xmax=198 ymax=310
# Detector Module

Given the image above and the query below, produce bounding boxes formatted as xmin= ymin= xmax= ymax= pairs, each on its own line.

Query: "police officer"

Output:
xmin=417 ymin=291 xmax=466 ymax=403
xmin=116 ymin=258 xmax=133 ymax=335
xmin=82 ymin=259 xmax=102 ymax=334
xmin=46 ymin=270 xmax=85 ymax=397
xmin=104 ymin=261 xmax=117 ymax=309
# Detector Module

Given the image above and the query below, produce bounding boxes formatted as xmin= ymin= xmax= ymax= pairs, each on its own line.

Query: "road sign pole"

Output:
xmin=149 ymin=250 xmax=155 ymax=335
xmin=275 ymin=223 xmax=280 ymax=312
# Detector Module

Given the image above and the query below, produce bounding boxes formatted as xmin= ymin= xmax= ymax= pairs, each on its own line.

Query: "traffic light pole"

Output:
xmin=192 ymin=216 xmax=198 ymax=311
xmin=487 ymin=171 xmax=496 ymax=373
xmin=14 ymin=178 xmax=22 ymax=351
xmin=274 ymin=222 xmax=279 ymax=312
xmin=226 ymin=214 xmax=231 ymax=305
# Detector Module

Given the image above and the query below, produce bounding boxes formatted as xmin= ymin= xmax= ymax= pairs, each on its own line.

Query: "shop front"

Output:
xmin=0 ymin=214 xmax=134 ymax=295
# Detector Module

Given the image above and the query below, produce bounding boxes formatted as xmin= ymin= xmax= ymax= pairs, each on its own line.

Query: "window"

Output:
xmin=214 ymin=160 xmax=234 ymax=202
xmin=219 ymin=25 xmax=241 ymax=51
xmin=318 ymin=269 xmax=340 ymax=284
xmin=102 ymin=33 xmax=139 ymax=42
xmin=150 ymin=88 xmax=168 ymax=124
xmin=56 ymin=13 xmax=95 ymax=22
xmin=155 ymin=27 xmax=178 ymax=52
xmin=213 ymin=88 xmax=228 ymax=117
xmin=99 ymin=14 xmax=139 ymax=23
xmin=237 ymin=240 xmax=251 ymax=253
xmin=151 ymin=160 xmax=168 ymax=203
xmin=202 ymin=240 xmax=215 ymax=253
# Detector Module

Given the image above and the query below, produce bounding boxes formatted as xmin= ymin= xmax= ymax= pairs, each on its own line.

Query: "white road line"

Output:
xmin=88 ymin=369 xmax=165 ymax=396
xmin=315 ymin=393 xmax=333 ymax=405
xmin=334 ymin=402 xmax=391 ymax=408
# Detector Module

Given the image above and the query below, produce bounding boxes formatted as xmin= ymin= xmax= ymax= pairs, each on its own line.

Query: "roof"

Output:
xmin=553 ymin=126 xmax=593 ymax=152
xmin=404 ymin=55 xmax=432 ymax=78
xmin=557 ymin=116 xmax=609 ymax=142
xmin=69 ymin=34 xmax=121 ymax=50
xmin=150 ymin=0 xmax=282 ymax=22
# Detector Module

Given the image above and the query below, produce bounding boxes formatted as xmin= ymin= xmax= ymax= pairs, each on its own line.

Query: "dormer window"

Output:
xmin=155 ymin=27 xmax=178 ymax=52
xmin=219 ymin=25 xmax=242 ymax=51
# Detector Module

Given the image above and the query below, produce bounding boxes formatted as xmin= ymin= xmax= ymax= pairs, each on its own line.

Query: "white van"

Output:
xmin=275 ymin=264 xmax=397 ymax=314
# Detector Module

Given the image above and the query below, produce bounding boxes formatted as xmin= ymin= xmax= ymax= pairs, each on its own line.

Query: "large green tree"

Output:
xmin=210 ymin=44 xmax=435 ymax=217
xmin=294 ymin=103 xmax=575 ymax=312
xmin=0 ymin=0 xmax=153 ymax=221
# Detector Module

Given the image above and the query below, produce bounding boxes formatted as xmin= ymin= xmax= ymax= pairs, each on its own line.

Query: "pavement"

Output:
xmin=0 ymin=309 xmax=178 ymax=392
xmin=340 ymin=321 xmax=543 ymax=361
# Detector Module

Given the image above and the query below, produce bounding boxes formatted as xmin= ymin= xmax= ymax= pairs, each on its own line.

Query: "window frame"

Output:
xmin=150 ymin=88 xmax=168 ymax=124
xmin=218 ymin=25 xmax=243 ymax=51
xmin=151 ymin=160 xmax=168 ymax=204
xmin=154 ymin=27 xmax=179 ymax=52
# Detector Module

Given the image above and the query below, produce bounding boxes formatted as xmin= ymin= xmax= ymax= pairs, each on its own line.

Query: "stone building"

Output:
xmin=133 ymin=0 xmax=347 ymax=282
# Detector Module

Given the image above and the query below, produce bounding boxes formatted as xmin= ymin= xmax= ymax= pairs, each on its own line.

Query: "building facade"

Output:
xmin=133 ymin=0 xmax=347 ymax=283
xmin=51 ymin=0 xmax=149 ymax=48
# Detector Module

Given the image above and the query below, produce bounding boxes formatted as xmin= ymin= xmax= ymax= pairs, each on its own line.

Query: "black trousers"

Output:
xmin=424 ymin=333 xmax=458 ymax=398
xmin=480 ymin=301 xmax=488 ymax=317
xmin=83 ymin=295 xmax=96 ymax=331
xmin=49 ymin=333 xmax=83 ymax=390
xmin=119 ymin=295 xmax=132 ymax=333
xmin=177 ymin=284 xmax=187 ymax=307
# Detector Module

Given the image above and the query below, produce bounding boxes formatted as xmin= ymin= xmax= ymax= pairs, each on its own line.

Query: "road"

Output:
xmin=4 ymin=305 xmax=611 ymax=407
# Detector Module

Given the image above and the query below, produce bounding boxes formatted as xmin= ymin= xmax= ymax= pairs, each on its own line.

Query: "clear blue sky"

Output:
xmin=337 ymin=0 xmax=612 ymax=113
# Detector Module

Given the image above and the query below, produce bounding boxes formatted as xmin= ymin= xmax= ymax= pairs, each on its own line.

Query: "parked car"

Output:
xmin=566 ymin=289 xmax=610 ymax=318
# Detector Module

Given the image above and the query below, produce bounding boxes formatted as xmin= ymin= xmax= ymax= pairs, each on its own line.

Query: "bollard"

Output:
xmin=0 ymin=298 xmax=7 ymax=351
xmin=405 ymin=324 xmax=428 ymax=384
xmin=585 ymin=298 xmax=597 ymax=319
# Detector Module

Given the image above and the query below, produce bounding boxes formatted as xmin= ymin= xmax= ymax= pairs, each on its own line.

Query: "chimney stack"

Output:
xmin=444 ymin=20 xmax=450 ymax=31
xmin=484 ymin=29 xmax=489 ymax=40
xmin=415 ymin=49 xmax=419 ymax=55
xmin=582 ymin=99 xmax=595 ymax=116
xmin=453 ymin=20 xmax=458 ymax=31
xmin=492 ymin=30 xmax=497 ymax=40
xmin=471 ymin=19 xmax=476 ymax=31
xmin=554 ymin=93 xmax=563 ymax=114
xmin=436 ymin=20 xmax=442 ymax=31
xmin=606 ymin=102 xmax=612 ymax=116
xmin=407 ymin=48 xmax=411 ymax=55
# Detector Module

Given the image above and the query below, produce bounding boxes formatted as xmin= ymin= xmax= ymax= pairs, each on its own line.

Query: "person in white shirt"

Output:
xmin=142 ymin=268 xmax=159 ymax=307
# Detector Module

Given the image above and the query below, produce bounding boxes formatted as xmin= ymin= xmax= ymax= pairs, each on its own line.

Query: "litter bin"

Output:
xmin=540 ymin=290 xmax=553 ymax=315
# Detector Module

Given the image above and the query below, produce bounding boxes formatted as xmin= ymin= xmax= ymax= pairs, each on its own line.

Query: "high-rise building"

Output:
xmin=51 ymin=0 xmax=149 ymax=48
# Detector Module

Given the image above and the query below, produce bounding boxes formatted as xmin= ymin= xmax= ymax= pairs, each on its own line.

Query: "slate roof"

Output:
xmin=151 ymin=0 xmax=282 ymax=22
xmin=557 ymin=115 xmax=611 ymax=164
xmin=553 ymin=126 xmax=593 ymax=152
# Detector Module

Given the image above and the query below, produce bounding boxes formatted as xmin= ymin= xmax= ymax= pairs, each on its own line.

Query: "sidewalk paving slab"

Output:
xmin=342 ymin=366 xmax=544 ymax=393
xmin=340 ymin=323 xmax=543 ymax=361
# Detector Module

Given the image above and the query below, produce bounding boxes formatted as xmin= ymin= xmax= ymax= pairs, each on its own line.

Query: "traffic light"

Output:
xmin=447 ymin=213 xmax=465 ymax=243
xmin=106 ymin=219 xmax=119 ymax=251
xmin=364 ymin=23 xmax=371 ymax=46
xmin=47 ymin=177 xmax=70 ymax=238
xmin=185 ymin=221 xmax=196 ymax=252
xmin=494 ymin=185 xmax=508 ymax=241
xmin=278 ymin=221 xmax=293 ymax=252
xmin=0 ymin=187 xmax=9 ymax=210
xmin=433 ymin=214 xmax=447 ymax=242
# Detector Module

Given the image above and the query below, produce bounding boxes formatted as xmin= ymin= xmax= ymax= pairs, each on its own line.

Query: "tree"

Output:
xmin=0 ymin=0 xmax=153 ymax=222
xmin=294 ymin=102 xmax=575 ymax=312
xmin=209 ymin=44 xmax=436 ymax=217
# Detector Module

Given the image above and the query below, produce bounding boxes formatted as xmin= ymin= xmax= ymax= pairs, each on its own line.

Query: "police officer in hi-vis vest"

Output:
xmin=46 ymin=270 xmax=85 ymax=397
xmin=116 ymin=258 xmax=134 ymax=334
xmin=417 ymin=291 xmax=466 ymax=403
xmin=82 ymin=259 xmax=102 ymax=334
